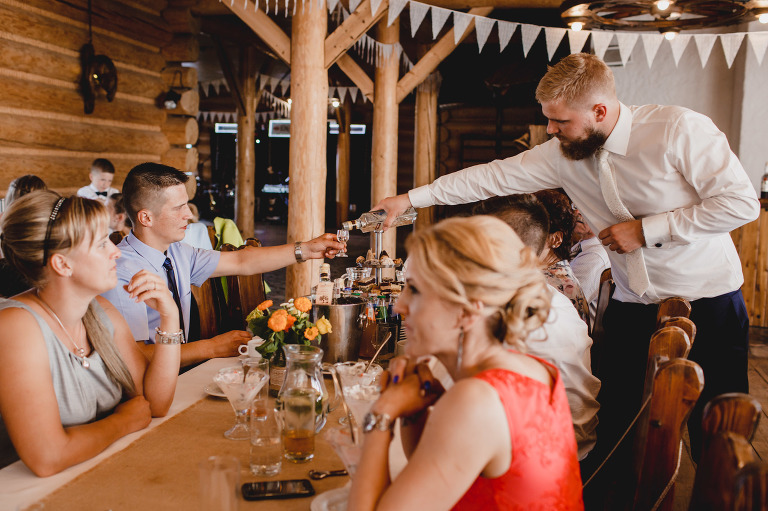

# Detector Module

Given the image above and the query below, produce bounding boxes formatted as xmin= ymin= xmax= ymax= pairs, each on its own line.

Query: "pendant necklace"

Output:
xmin=36 ymin=290 xmax=90 ymax=369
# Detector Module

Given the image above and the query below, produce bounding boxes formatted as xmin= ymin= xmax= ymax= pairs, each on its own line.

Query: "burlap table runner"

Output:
xmin=27 ymin=396 xmax=350 ymax=510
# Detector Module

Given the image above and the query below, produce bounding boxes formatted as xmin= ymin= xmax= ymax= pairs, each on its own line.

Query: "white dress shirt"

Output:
xmin=524 ymin=285 xmax=600 ymax=460
xmin=410 ymin=103 xmax=760 ymax=304
xmin=571 ymin=236 xmax=611 ymax=323
xmin=77 ymin=184 xmax=119 ymax=205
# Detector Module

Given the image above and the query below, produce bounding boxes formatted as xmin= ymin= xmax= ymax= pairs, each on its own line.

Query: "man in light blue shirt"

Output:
xmin=103 ymin=163 xmax=343 ymax=367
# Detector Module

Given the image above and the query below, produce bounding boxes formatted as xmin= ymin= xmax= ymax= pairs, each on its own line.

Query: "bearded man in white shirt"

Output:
xmin=374 ymin=52 xmax=760 ymax=460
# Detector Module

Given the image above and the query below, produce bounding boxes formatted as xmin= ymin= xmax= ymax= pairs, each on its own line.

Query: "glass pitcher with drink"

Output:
xmin=276 ymin=344 xmax=331 ymax=433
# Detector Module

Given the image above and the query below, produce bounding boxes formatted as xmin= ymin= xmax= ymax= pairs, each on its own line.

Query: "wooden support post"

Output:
xmin=286 ymin=2 xmax=328 ymax=298
xmin=370 ymin=19 xmax=399 ymax=257
xmin=336 ymin=104 xmax=351 ymax=224
xmin=236 ymin=46 xmax=257 ymax=238
xmin=413 ymin=71 xmax=440 ymax=231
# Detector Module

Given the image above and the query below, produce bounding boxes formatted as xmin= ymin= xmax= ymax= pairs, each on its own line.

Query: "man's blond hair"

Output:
xmin=535 ymin=53 xmax=615 ymax=108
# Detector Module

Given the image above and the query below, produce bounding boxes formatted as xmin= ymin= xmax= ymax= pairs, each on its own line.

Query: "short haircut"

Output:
xmin=122 ymin=163 xmax=188 ymax=224
xmin=534 ymin=189 xmax=577 ymax=262
xmin=91 ymin=158 xmax=115 ymax=175
xmin=473 ymin=195 xmax=550 ymax=256
xmin=535 ymin=53 xmax=616 ymax=108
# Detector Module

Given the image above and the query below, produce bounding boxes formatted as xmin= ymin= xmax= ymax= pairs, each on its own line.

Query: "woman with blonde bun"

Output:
xmin=0 ymin=191 xmax=181 ymax=476
xmin=349 ymin=215 xmax=583 ymax=510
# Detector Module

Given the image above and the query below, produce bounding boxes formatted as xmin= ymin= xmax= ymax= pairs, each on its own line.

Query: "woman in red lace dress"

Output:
xmin=348 ymin=216 xmax=583 ymax=510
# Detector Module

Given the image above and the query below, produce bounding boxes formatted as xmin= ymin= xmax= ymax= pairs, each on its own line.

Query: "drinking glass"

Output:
xmin=336 ymin=229 xmax=349 ymax=257
xmin=199 ymin=456 xmax=240 ymax=511
xmin=214 ymin=365 xmax=269 ymax=440
xmin=333 ymin=361 xmax=382 ymax=435
xmin=242 ymin=357 xmax=270 ymax=402
xmin=281 ymin=388 xmax=319 ymax=463
xmin=250 ymin=399 xmax=282 ymax=476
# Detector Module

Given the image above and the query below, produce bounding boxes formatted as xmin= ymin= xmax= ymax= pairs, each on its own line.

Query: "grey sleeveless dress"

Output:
xmin=0 ymin=298 xmax=123 ymax=468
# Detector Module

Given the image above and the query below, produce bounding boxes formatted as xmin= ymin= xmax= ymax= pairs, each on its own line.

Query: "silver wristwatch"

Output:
xmin=155 ymin=327 xmax=185 ymax=344
xmin=294 ymin=241 xmax=307 ymax=263
xmin=362 ymin=411 xmax=394 ymax=433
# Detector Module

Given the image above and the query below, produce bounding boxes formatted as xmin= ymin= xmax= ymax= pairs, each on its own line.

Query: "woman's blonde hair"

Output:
xmin=0 ymin=191 xmax=137 ymax=395
xmin=405 ymin=216 xmax=551 ymax=350
xmin=535 ymin=53 xmax=615 ymax=108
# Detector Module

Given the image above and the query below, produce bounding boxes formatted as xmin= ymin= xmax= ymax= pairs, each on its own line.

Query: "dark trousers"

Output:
xmin=594 ymin=289 xmax=749 ymax=463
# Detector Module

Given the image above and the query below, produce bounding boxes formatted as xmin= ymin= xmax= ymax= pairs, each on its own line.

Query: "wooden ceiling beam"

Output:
xmin=334 ymin=54 xmax=374 ymax=102
xmin=223 ymin=2 xmax=291 ymax=65
xmin=396 ymin=6 xmax=493 ymax=103
xmin=408 ymin=0 xmax=559 ymax=7
xmin=211 ymin=35 xmax=246 ymax=114
xmin=325 ymin=0 xmax=389 ymax=69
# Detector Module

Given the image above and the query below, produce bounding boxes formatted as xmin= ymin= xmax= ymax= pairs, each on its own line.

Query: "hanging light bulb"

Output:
xmin=663 ymin=29 xmax=678 ymax=40
xmin=656 ymin=0 xmax=671 ymax=10
xmin=570 ymin=21 xmax=584 ymax=31
xmin=331 ymin=98 xmax=340 ymax=108
xmin=760 ymin=13 xmax=768 ymax=23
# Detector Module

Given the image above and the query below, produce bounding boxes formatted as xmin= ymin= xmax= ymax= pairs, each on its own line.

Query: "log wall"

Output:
xmin=0 ymin=0 xmax=194 ymax=196
xmin=731 ymin=200 xmax=768 ymax=328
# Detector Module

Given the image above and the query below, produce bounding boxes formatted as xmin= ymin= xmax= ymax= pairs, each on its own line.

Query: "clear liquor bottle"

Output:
xmin=342 ymin=207 xmax=418 ymax=232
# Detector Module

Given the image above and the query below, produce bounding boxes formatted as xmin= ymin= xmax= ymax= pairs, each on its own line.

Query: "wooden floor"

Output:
xmin=672 ymin=327 xmax=768 ymax=510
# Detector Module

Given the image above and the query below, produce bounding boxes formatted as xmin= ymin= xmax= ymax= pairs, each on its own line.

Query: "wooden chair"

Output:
xmin=656 ymin=297 xmax=692 ymax=329
xmin=206 ymin=224 xmax=217 ymax=250
xmin=701 ymin=393 xmax=762 ymax=445
xmin=190 ymin=278 xmax=225 ymax=341
xmin=642 ymin=326 xmax=692 ymax=401
xmin=590 ymin=268 xmax=614 ymax=380
xmin=663 ymin=316 xmax=697 ymax=346
xmin=733 ymin=461 xmax=768 ymax=511
xmin=221 ymin=238 xmax=267 ymax=331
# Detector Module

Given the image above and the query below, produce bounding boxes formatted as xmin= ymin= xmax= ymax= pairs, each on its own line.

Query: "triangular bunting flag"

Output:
xmin=720 ymin=33 xmax=745 ymax=68
xmin=521 ymin=24 xmax=541 ymax=57
xmin=328 ymin=86 xmax=336 ymax=99
xmin=452 ymin=12 xmax=473 ymax=45
xmin=640 ymin=33 xmax=663 ymax=68
xmin=747 ymin=32 xmax=768 ymax=66
xmin=349 ymin=0 xmax=361 ymax=13
xmin=327 ymin=0 xmax=339 ymax=12
xmin=567 ymin=29 xmax=590 ymax=54
xmin=337 ymin=86 xmax=348 ymax=102
xmin=475 ymin=16 xmax=495 ymax=52
xmin=544 ymin=27 xmax=566 ymax=61
xmin=349 ymin=87 xmax=359 ymax=103
xmin=668 ymin=34 xmax=692 ymax=66
xmin=387 ymin=0 xmax=407 ymax=26
xmin=590 ymin=30 xmax=614 ymax=61
xmin=269 ymin=76 xmax=281 ymax=92
xmin=693 ymin=34 xmax=717 ymax=68
xmin=409 ymin=2 xmax=429 ymax=38
xmin=370 ymin=0 xmax=384 ymax=16
xmin=431 ymin=6 xmax=451 ymax=40
xmin=615 ymin=32 xmax=639 ymax=66
xmin=497 ymin=21 xmax=518 ymax=52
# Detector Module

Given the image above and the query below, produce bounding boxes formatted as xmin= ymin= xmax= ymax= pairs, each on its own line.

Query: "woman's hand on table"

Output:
xmin=113 ymin=396 xmax=152 ymax=434
xmin=374 ymin=357 xmax=445 ymax=419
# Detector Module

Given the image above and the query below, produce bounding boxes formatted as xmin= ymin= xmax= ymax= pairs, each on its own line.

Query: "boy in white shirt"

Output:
xmin=77 ymin=158 xmax=119 ymax=205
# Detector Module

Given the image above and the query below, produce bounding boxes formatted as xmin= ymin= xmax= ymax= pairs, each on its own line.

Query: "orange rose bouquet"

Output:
xmin=246 ymin=297 xmax=331 ymax=361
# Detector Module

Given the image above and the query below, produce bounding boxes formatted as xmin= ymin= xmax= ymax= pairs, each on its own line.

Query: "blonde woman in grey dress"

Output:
xmin=0 ymin=191 xmax=182 ymax=476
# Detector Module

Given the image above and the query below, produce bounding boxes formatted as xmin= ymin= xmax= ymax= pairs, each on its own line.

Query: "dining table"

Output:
xmin=0 ymin=357 xmax=365 ymax=511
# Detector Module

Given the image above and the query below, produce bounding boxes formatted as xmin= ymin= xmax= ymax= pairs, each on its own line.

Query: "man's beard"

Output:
xmin=558 ymin=128 xmax=607 ymax=161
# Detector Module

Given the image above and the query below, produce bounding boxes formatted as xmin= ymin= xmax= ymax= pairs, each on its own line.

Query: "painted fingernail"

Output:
xmin=393 ymin=375 xmax=399 ymax=384
xmin=423 ymin=380 xmax=431 ymax=392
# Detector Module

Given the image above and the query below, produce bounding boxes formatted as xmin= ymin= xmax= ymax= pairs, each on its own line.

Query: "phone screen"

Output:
xmin=242 ymin=479 xmax=315 ymax=500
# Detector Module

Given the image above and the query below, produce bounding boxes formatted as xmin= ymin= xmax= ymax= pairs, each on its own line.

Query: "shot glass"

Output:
xmin=199 ymin=456 xmax=240 ymax=511
xmin=281 ymin=388 xmax=318 ymax=463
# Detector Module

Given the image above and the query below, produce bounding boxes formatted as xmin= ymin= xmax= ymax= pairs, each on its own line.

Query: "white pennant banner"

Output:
xmin=452 ymin=11 xmax=473 ymax=45
xmin=590 ymin=31 xmax=614 ymax=61
xmin=748 ymin=31 xmax=768 ymax=65
xmin=498 ymin=21 xmax=518 ymax=53
xmin=668 ymin=34 xmax=692 ymax=66
xmin=693 ymin=34 xmax=717 ymax=67
xmin=520 ymin=24 xmax=541 ymax=57
xmin=615 ymin=32 xmax=639 ymax=65
xmin=349 ymin=0 xmax=362 ymax=12
xmin=720 ymin=33 xmax=745 ymax=68
xmin=474 ymin=16 xmax=495 ymax=52
xmin=327 ymin=0 xmax=340 ymax=12
xmin=431 ymin=6 xmax=451 ymax=40
xmin=640 ymin=33 xmax=664 ymax=68
xmin=370 ymin=0 xmax=384 ymax=16
xmin=544 ymin=26 xmax=566 ymax=61
xmin=337 ymin=86 xmax=348 ymax=102
xmin=349 ymin=87 xmax=359 ymax=103
xmin=328 ymin=86 xmax=336 ymax=99
xmin=567 ymin=29 xmax=590 ymax=54
xmin=387 ymin=0 xmax=408 ymax=26
xmin=269 ymin=76 xmax=281 ymax=93
xmin=409 ymin=1 xmax=430 ymax=38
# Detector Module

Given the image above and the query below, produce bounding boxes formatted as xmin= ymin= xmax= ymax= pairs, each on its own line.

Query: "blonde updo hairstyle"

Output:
xmin=0 ymin=190 xmax=137 ymax=395
xmin=405 ymin=216 xmax=551 ymax=351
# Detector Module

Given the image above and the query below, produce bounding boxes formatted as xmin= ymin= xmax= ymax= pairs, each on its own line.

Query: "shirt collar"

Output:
xmin=602 ymin=102 xmax=632 ymax=157
xmin=124 ymin=231 xmax=167 ymax=272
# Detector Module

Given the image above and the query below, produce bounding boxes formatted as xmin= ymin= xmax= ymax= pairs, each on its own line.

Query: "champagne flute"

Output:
xmin=214 ymin=365 xmax=269 ymax=440
xmin=336 ymin=229 xmax=349 ymax=257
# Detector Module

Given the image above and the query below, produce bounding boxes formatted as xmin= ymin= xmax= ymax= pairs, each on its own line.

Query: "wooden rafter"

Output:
xmin=396 ymin=7 xmax=493 ymax=103
xmin=335 ymin=54 xmax=375 ymax=102
xmin=325 ymin=0 xmax=389 ymax=69
xmin=211 ymin=35 xmax=246 ymax=114
xmin=224 ymin=2 xmax=291 ymax=65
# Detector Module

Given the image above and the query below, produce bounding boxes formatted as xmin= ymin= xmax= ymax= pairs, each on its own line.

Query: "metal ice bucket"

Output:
xmin=311 ymin=297 xmax=366 ymax=364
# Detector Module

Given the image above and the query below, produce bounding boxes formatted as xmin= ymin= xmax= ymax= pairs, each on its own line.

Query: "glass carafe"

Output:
xmin=277 ymin=345 xmax=329 ymax=432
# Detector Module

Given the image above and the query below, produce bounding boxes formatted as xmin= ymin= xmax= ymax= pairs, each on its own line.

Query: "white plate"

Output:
xmin=204 ymin=381 xmax=226 ymax=398
xmin=310 ymin=483 xmax=350 ymax=511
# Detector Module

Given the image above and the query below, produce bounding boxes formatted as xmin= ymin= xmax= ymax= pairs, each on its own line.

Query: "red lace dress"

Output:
xmin=452 ymin=360 xmax=584 ymax=511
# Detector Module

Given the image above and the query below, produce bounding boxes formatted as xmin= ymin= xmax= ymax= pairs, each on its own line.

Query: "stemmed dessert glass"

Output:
xmin=336 ymin=229 xmax=349 ymax=257
xmin=214 ymin=365 xmax=269 ymax=440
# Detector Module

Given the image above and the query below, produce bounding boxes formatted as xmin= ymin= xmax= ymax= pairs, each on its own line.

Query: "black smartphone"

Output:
xmin=242 ymin=479 xmax=315 ymax=500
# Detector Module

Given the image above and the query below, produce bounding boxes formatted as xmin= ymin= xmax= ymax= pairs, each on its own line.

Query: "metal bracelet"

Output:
xmin=155 ymin=327 xmax=185 ymax=344
xmin=294 ymin=241 xmax=306 ymax=263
